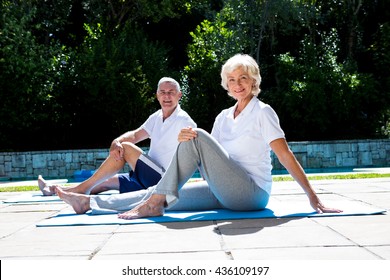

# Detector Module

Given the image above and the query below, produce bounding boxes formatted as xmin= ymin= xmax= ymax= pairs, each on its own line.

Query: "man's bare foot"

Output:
xmin=56 ymin=187 xmax=91 ymax=214
xmin=118 ymin=194 xmax=166 ymax=220
xmin=38 ymin=175 xmax=56 ymax=196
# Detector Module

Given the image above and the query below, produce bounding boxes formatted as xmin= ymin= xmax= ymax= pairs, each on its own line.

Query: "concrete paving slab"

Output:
xmin=317 ymin=178 xmax=390 ymax=193
xmin=0 ymin=176 xmax=389 ymax=261
xmin=271 ymin=181 xmax=329 ymax=195
xmin=341 ymin=192 xmax=390 ymax=209
xmin=220 ymin=224 xmax=355 ymax=250
xmin=94 ymin=250 xmax=231 ymax=260
xmin=114 ymin=220 xmax=217 ymax=233
xmin=365 ymin=246 xmax=390 ymax=259
xmin=230 ymin=246 xmax=381 ymax=260
xmin=216 ymin=217 xmax=317 ymax=229
xmin=0 ymin=211 xmax=55 ymax=238
xmin=98 ymin=228 xmax=223 ymax=255
xmin=313 ymin=214 xmax=390 ymax=246
xmin=0 ymin=224 xmax=118 ymax=259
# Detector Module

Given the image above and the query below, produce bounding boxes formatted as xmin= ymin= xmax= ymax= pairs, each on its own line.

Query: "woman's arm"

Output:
xmin=270 ymin=138 xmax=342 ymax=213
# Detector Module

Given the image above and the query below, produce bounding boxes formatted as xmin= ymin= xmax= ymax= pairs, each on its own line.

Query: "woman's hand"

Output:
xmin=109 ymin=139 xmax=124 ymax=161
xmin=178 ymin=127 xmax=198 ymax=142
xmin=309 ymin=194 xmax=343 ymax=214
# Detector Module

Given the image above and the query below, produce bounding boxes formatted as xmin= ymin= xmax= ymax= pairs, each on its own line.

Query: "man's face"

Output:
xmin=156 ymin=82 xmax=182 ymax=111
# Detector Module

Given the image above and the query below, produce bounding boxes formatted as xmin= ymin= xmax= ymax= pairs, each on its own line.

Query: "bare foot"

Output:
xmin=56 ymin=187 xmax=91 ymax=214
xmin=38 ymin=175 xmax=56 ymax=196
xmin=118 ymin=194 xmax=166 ymax=220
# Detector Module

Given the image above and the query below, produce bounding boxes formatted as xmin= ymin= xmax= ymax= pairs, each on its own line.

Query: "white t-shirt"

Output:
xmin=142 ymin=105 xmax=197 ymax=170
xmin=211 ymin=96 xmax=285 ymax=194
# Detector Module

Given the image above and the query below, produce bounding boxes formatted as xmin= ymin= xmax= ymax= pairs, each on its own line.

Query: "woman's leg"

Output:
xmin=167 ymin=180 xmax=222 ymax=211
xmin=155 ymin=128 xmax=269 ymax=211
xmin=117 ymin=128 xmax=270 ymax=219
xmin=89 ymin=180 xmax=223 ymax=214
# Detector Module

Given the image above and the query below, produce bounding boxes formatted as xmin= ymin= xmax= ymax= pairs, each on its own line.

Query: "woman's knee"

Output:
xmin=193 ymin=128 xmax=209 ymax=139
xmin=178 ymin=128 xmax=209 ymax=148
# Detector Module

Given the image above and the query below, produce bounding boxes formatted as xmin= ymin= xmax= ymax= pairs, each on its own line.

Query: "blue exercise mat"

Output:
xmin=2 ymin=190 xmax=118 ymax=204
xmin=2 ymin=193 xmax=62 ymax=204
xmin=35 ymin=199 xmax=386 ymax=227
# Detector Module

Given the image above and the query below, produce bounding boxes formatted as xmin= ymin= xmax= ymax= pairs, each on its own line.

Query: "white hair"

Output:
xmin=220 ymin=54 xmax=261 ymax=98
xmin=157 ymin=77 xmax=181 ymax=92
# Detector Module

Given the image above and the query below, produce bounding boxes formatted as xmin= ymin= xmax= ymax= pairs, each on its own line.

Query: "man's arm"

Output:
xmin=114 ymin=127 xmax=149 ymax=145
xmin=109 ymin=128 xmax=149 ymax=161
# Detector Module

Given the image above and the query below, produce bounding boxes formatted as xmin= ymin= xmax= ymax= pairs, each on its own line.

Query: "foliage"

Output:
xmin=183 ymin=0 xmax=389 ymax=140
xmin=53 ymin=22 xmax=169 ymax=148
xmin=0 ymin=0 xmax=205 ymax=150
xmin=0 ymin=1 xmax=64 ymax=150
xmin=371 ymin=22 xmax=390 ymax=138
xmin=269 ymin=29 xmax=380 ymax=140
xmin=181 ymin=13 xmax=244 ymax=130
xmin=0 ymin=0 xmax=389 ymax=151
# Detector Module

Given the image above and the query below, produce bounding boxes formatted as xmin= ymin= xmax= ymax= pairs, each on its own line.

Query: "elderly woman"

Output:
xmin=57 ymin=54 xmax=341 ymax=218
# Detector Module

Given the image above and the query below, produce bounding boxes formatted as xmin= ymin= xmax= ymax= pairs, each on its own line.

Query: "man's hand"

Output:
xmin=110 ymin=139 xmax=124 ymax=161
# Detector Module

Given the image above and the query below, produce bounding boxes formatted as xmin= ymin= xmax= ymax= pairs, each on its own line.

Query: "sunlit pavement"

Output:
xmin=0 ymin=174 xmax=389 ymax=260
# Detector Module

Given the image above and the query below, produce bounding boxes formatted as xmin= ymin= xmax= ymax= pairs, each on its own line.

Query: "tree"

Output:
xmin=270 ymin=29 xmax=380 ymax=140
xmin=0 ymin=0 xmax=212 ymax=150
xmin=0 ymin=1 xmax=64 ymax=150
xmin=181 ymin=12 xmax=244 ymax=131
xmin=183 ymin=0 xmax=390 ymax=139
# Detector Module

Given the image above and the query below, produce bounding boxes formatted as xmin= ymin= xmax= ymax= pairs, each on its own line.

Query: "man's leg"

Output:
xmin=66 ymin=142 xmax=143 ymax=194
xmin=56 ymin=187 xmax=91 ymax=214
xmin=89 ymin=174 xmax=121 ymax=194
xmin=38 ymin=142 xmax=143 ymax=195
xmin=38 ymin=175 xmax=56 ymax=196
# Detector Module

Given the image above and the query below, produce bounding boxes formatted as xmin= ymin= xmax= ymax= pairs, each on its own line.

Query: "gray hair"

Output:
xmin=157 ymin=77 xmax=181 ymax=92
xmin=220 ymin=54 xmax=261 ymax=98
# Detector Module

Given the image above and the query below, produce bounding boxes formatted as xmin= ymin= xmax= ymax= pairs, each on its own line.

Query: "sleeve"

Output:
xmin=182 ymin=113 xmax=197 ymax=128
xmin=210 ymin=112 xmax=223 ymax=142
xmin=260 ymin=105 xmax=285 ymax=144
xmin=141 ymin=112 xmax=157 ymax=137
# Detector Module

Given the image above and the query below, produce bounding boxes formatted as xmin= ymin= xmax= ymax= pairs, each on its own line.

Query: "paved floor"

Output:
xmin=0 ymin=176 xmax=390 ymax=261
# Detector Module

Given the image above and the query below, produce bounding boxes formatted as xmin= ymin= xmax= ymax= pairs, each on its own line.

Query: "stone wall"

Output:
xmin=0 ymin=139 xmax=389 ymax=180
xmin=271 ymin=139 xmax=390 ymax=171
xmin=0 ymin=149 xmax=129 ymax=181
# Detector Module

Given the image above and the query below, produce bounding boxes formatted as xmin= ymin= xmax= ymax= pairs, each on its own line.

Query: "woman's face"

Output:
xmin=226 ymin=66 xmax=254 ymax=100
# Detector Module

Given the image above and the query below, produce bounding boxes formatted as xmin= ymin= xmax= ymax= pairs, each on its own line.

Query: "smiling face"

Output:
xmin=156 ymin=81 xmax=182 ymax=115
xmin=226 ymin=66 xmax=255 ymax=101
xmin=220 ymin=54 xmax=262 ymax=99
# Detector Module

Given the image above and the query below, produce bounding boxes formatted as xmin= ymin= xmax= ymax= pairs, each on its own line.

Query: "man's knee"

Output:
xmin=121 ymin=142 xmax=143 ymax=157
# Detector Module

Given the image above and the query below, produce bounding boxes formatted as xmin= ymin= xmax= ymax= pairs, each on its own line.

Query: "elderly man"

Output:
xmin=39 ymin=77 xmax=196 ymax=195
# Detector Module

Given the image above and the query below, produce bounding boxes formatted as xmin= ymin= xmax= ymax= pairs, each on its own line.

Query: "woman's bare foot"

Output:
xmin=56 ymin=187 xmax=91 ymax=214
xmin=118 ymin=194 xmax=166 ymax=220
xmin=38 ymin=175 xmax=56 ymax=196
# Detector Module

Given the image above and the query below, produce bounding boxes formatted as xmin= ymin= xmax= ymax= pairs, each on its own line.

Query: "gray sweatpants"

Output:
xmin=90 ymin=129 xmax=270 ymax=214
